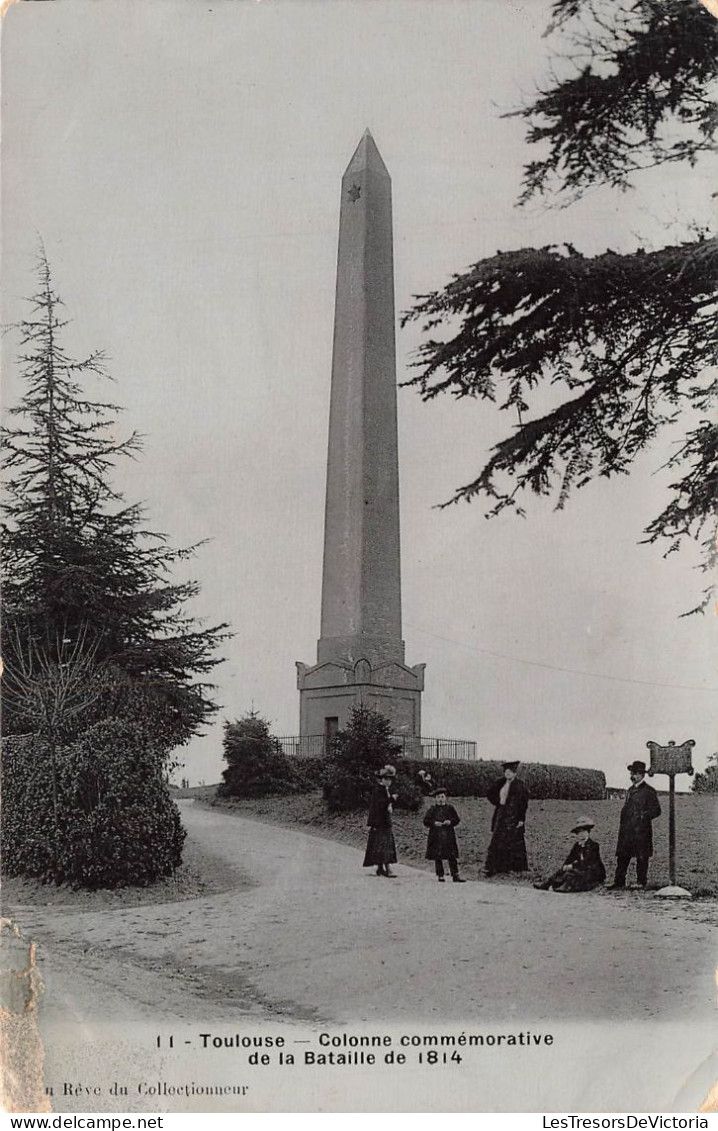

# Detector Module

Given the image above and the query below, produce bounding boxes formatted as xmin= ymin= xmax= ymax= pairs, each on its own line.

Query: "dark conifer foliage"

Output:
xmin=2 ymin=249 xmax=230 ymax=748
xmin=323 ymin=705 xmax=422 ymax=812
xmin=218 ymin=712 xmax=301 ymax=798
xmin=514 ymin=0 xmax=718 ymax=201
xmin=403 ymin=0 xmax=717 ymax=609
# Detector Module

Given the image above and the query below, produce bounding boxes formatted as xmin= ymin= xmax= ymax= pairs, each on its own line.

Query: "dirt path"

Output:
xmin=9 ymin=800 xmax=717 ymax=1027
xmin=5 ymin=800 xmax=717 ymax=1113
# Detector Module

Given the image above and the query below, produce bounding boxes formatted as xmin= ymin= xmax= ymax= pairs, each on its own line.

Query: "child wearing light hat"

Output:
xmin=533 ymin=816 xmax=606 ymax=892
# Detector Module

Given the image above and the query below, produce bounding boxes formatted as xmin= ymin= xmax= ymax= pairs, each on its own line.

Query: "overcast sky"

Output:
xmin=2 ymin=0 xmax=714 ymax=789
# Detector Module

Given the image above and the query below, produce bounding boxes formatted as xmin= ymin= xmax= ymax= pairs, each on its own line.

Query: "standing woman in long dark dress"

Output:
xmin=363 ymin=765 xmax=398 ymax=877
xmin=484 ymin=761 xmax=529 ymax=876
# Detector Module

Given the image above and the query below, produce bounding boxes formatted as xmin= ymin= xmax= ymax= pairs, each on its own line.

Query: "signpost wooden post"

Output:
xmin=646 ymin=738 xmax=695 ymax=895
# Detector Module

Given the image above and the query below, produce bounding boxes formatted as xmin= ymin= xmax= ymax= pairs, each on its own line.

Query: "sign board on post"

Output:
xmin=646 ymin=739 xmax=695 ymax=895
xmin=646 ymin=739 xmax=695 ymax=777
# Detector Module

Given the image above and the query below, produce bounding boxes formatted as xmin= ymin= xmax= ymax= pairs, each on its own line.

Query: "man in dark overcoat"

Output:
xmin=610 ymin=760 xmax=661 ymax=889
xmin=423 ymin=787 xmax=466 ymax=882
xmin=484 ymin=761 xmax=529 ymax=876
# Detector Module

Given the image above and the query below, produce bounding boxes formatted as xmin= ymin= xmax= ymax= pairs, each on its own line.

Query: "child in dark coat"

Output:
xmin=423 ymin=787 xmax=466 ymax=882
xmin=533 ymin=816 xmax=606 ymax=892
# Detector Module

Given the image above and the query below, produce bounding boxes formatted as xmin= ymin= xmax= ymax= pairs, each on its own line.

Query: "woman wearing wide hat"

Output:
xmin=363 ymin=765 xmax=399 ymax=877
xmin=534 ymin=816 xmax=606 ymax=892
xmin=484 ymin=761 xmax=529 ymax=876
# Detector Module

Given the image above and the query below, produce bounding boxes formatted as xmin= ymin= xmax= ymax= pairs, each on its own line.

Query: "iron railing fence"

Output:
xmin=277 ymin=735 xmax=328 ymax=758
xmin=277 ymin=735 xmax=477 ymax=762
xmin=392 ymin=736 xmax=478 ymax=762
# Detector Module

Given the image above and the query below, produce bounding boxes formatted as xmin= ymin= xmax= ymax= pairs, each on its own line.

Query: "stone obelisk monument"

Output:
xmin=297 ymin=131 xmax=424 ymax=749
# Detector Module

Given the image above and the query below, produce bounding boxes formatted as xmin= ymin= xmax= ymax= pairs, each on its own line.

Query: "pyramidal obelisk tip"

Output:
xmin=345 ymin=129 xmax=390 ymax=179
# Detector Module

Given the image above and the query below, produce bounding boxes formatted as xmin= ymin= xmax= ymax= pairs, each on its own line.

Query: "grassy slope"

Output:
xmin=193 ymin=789 xmax=718 ymax=896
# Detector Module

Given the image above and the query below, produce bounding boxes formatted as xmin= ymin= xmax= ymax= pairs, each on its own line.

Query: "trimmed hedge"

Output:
xmin=290 ymin=756 xmax=327 ymax=791
xmin=401 ymin=758 xmax=605 ymax=801
xmin=1 ymin=720 xmax=185 ymax=888
xmin=219 ymin=753 xmax=605 ymax=802
xmin=242 ymin=752 xmax=415 ymax=808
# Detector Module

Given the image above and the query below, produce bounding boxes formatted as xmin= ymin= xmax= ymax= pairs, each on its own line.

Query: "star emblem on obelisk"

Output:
xmin=347 ymin=183 xmax=362 ymax=202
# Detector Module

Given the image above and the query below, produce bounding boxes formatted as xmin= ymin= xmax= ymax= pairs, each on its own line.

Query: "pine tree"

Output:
xmin=403 ymin=0 xmax=717 ymax=610
xmin=2 ymin=248 xmax=230 ymax=750
xmin=322 ymin=705 xmax=421 ymax=812
xmin=219 ymin=711 xmax=300 ymax=798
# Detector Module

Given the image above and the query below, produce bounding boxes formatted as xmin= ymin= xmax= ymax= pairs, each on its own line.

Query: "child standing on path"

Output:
xmin=423 ymin=787 xmax=466 ymax=882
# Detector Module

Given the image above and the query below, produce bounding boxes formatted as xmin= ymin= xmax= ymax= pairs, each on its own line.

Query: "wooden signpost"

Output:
xmin=646 ymin=738 xmax=695 ymax=892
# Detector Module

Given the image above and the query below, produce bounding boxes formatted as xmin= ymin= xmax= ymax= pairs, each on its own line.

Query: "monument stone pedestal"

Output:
xmin=297 ymin=653 xmax=425 ymax=751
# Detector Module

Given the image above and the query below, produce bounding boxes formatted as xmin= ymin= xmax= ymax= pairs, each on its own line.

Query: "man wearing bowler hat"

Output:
xmin=610 ymin=760 xmax=661 ymax=889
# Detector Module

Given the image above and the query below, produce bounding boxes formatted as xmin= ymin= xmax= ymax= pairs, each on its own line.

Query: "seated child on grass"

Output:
xmin=533 ymin=816 xmax=606 ymax=892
